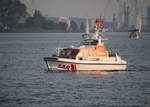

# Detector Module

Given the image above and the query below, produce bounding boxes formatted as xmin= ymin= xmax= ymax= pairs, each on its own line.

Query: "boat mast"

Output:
xmin=95 ymin=19 xmax=104 ymax=44
xmin=85 ymin=18 xmax=89 ymax=34
xmin=135 ymin=0 xmax=142 ymax=32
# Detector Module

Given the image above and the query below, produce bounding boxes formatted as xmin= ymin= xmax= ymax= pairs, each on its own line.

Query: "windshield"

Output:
xmin=80 ymin=39 xmax=98 ymax=46
xmin=59 ymin=48 xmax=79 ymax=58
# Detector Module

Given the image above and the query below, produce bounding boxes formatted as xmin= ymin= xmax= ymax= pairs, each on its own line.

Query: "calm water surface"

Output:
xmin=0 ymin=32 xmax=150 ymax=107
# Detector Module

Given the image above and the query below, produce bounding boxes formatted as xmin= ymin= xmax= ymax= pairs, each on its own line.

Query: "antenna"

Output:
xmin=86 ymin=18 xmax=89 ymax=34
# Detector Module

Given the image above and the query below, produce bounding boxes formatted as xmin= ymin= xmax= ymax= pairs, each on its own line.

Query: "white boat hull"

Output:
xmin=44 ymin=57 xmax=127 ymax=71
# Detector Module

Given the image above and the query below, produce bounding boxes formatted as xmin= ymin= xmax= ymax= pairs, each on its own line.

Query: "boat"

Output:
xmin=129 ymin=0 xmax=142 ymax=39
xmin=44 ymin=19 xmax=127 ymax=72
xmin=129 ymin=29 xmax=140 ymax=39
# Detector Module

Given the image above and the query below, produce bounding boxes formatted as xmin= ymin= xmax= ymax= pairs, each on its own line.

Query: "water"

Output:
xmin=0 ymin=32 xmax=150 ymax=107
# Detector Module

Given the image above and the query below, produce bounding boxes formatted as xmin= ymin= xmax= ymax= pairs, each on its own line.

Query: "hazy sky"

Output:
xmin=22 ymin=0 xmax=150 ymax=21
xmin=35 ymin=0 xmax=112 ymax=18
xmin=22 ymin=0 xmax=120 ymax=20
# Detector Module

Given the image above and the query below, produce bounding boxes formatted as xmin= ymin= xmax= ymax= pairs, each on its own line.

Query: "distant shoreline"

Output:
xmin=1 ymin=28 xmax=150 ymax=33
xmin=0 ymin=28 xmax=82 ymax=33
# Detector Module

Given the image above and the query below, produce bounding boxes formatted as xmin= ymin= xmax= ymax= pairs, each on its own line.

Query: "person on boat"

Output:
xmin=82 ymin=33 xmax=90 ymax=39
xmin=129 ymin=29 xmax=140 ymax=39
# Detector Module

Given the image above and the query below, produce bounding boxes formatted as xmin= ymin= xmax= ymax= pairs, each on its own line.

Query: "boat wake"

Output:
xmin=127 ymin=65 xmax=150 ymax=71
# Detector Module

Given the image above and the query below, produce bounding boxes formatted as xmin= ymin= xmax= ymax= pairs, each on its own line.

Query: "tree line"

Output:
xmin=0 ymin=0 xmax=85 ymax=32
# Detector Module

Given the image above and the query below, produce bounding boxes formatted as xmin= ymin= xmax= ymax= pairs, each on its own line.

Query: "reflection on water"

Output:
xmin=0 ymin=33 xmax=150 ymax=107
xmin=75 ymin=71 xmax=111 ymax=76
xmin=47 ymin=69 xmax=127 ymax=77
xmin=75 ymin=71 xmax=126 ymax=77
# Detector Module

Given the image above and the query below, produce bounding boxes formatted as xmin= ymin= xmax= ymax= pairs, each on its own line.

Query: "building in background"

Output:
xmin=20 ymin=0 xmax=150 ymax=32
xmin=58 ymin=16 xmax=71 ymax=31
xmin=147 ymin=7 xmax=150 ymax=26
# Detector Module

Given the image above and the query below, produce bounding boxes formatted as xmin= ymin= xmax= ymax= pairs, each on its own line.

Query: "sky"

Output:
xmin=22 ymin=0 xmax=120 ymax=20
xmin=35 ymin=0 xmax=113 ymax=18
xmin=21 ymin=0 xmax=150 ymax=21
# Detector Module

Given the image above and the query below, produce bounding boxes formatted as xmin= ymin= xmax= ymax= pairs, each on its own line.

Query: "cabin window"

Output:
xmin=80 ymin=39 xmax=98 ymax=46
xmin=59 ymin=49 xmax=79 ymax=58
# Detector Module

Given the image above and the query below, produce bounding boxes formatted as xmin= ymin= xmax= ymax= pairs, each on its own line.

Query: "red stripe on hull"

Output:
xmin=71 ymin=64 xmax=76 ymax=72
